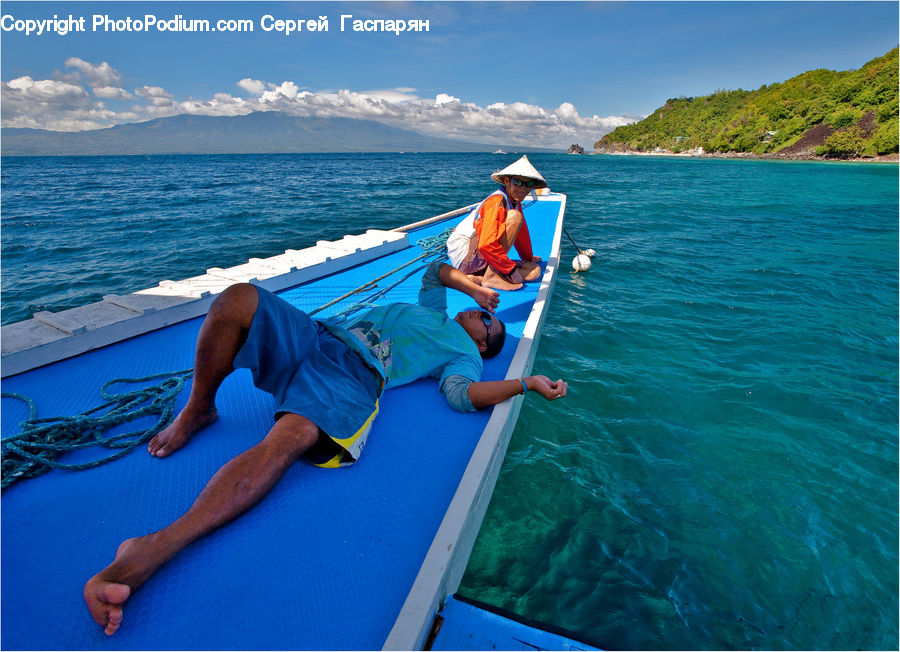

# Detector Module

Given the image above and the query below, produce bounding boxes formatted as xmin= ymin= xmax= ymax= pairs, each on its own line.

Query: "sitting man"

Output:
xmin=84 ymin=258 xmax=568 ymax=636
xmin=446 ymin=155 xmax=547 ymax=291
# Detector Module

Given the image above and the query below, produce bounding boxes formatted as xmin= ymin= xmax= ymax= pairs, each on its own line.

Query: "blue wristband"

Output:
xmin=520 ymin=378 xmax=528 ymax=395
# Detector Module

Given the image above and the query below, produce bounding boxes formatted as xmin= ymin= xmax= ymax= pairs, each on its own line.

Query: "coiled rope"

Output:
xmin=2 ymin=370 xmax=193 ymax=489
xmin=1 ymin=228 xmax=453 ymax=489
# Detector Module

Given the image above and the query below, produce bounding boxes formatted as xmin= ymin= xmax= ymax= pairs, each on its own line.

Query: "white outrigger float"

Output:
xmin=1 ymin=189 xmax=598 ymax=650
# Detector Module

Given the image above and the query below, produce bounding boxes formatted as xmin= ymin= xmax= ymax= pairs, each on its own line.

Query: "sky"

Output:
xmin=1 ymin=1 xmax=898 ymax=149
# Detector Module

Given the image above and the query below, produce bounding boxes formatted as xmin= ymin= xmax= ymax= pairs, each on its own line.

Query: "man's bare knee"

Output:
xmin=209 ymin=283 xmax=259 ymax=325
xmin=217 ymin=283 xmax=259 ymax=309
xmin=264 ymin=414 xmax=320 ymax=461
xmin=505 ymin=209 xmax=524 ymax=227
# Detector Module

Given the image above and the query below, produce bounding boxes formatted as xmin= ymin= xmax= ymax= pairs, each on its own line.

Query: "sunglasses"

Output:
xmin=479 ymin=311 xmax=492 ymax=339
xmin=510 ymin=178 xmax=537 ymax=188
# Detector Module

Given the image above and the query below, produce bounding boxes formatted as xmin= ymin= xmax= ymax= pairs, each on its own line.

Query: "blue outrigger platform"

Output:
xmin=1 ymin=192 xmax=585 ymax=650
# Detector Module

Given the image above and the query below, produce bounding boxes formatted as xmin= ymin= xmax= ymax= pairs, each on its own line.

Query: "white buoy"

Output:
xmin=584 ymin=248 xmax=596 ymax=257
xmin=572 ymin=254 xmax=592 ymax=272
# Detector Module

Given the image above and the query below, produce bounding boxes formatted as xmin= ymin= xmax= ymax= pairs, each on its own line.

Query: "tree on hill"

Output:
xmin=595 ymin=47 xmax=899 ymax=158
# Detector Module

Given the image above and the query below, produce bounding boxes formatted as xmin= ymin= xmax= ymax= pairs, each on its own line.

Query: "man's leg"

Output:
xmin=479 ymin=209 xmax=537 ymax=290
xmin=148 ymin=283 xmax=259 ymax=458
xmin=498 ymin=209 xmax=541 ymax=281
xmin=85 ymin=413 xmax=321 ymax=635
xmin=516 ymin=259 xmax=542 ymax=281
xmin=497 ymin=208 xmax=525 ymax=252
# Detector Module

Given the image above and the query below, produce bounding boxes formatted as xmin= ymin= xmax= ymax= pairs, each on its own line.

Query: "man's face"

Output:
xmin=503 ymin=176 xmax=533 ymax=203
xmin=454 ymin=308 xmax=495 ymax=354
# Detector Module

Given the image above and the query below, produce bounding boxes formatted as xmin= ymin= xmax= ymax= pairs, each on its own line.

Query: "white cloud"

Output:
xmin=5 ymin=76 xmax=86 ymax=98
xmin=435 ymin=93 xmax=460 ymax=106
xmin=135 ymin=85 xmax=174 ymax=106
xmin=1 ymin=61 xmax=640 ymax=147
xmin=93 ymin=86 xmax=134 ymax=100
xmin=0 ymin=76 xmax=106 ymax=130
xmin=6 ymin=77 xmax=32 ymax=91
xmin=556 ymin=102 xmax=579 ymax=122
xmin=176 ymin=93 xmax=253 ymax=117
xmin=237 ymin=78 xmax=267 ymax=96
xmin=357 ymin=87 xmax=420 ymax=103
xmin=259 ymin=81 xmax=303 ymax=102
xmin=65 ymin=58 xmax=124 ymax=89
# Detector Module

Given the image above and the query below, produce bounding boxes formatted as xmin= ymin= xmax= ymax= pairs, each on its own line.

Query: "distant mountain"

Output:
xmin=1 ymin=112 xmax=549 ymax=156
xmin=595 ymin=47 xmax=899 ymax=158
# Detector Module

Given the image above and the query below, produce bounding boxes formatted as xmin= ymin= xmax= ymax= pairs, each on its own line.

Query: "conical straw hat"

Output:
xmin=491 ymin=155 xmax=547 ymax=188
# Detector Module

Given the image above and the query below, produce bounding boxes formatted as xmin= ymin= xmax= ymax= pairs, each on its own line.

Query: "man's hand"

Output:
xmin=474 ymin=286 xmax=499 ymax=313
xmin=526 ymin=375 xmax=568 ymax=401
xmin=439 ymin=263 xmax=503 ymax=310
xmin=468 ymin=375 xmax=568 ymax=409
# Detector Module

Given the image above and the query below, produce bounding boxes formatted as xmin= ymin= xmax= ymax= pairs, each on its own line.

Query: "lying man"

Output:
xmin=84 ymin=259 xmax=568 ymax=635
xmin=446 ymin=155 xmax=547 ymax=291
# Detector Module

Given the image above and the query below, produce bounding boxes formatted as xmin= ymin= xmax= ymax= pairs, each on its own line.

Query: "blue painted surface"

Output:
xmin=0 ymin=198 xmax=563 ymax=650
xmin=432 ymin=596 xmax=600 ymax=651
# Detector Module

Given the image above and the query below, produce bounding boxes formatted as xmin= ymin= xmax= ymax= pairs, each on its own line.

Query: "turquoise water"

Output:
xmin=2 ymin=153 xmax=897 ymax=649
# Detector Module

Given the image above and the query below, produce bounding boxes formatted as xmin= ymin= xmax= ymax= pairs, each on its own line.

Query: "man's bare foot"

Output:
xmin=465 ymin=274 xmax=484 ymax=286
xmin=480 ymin=277 xmax=522 ymax=291
xmin=516 ymin=259 xmax=542 ymax=281
xmin=148 ymin=406 xmax=218 ymax=457
xmin=83 ymin=579 xmax=130 ymax=635
xmin=83 ymin=536 xmax=170 ymax=635
xmin=480 ymin=268 xmax=523 ymax=291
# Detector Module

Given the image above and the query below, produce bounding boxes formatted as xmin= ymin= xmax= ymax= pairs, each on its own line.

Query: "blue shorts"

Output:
xmin=233 ymin=287 xmax=382 ymax=468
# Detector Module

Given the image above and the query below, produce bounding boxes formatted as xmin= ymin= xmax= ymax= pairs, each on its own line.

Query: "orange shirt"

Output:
xmin=474 ymin=192 xmax=533 ymax=275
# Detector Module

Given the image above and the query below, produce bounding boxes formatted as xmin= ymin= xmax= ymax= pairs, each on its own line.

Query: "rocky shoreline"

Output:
xmin=592 ymin=148 xmax=899 ymax=163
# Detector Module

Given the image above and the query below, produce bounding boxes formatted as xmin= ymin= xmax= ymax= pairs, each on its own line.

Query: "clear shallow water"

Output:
xmin=2 ymin=153 xmax=897 ymax=649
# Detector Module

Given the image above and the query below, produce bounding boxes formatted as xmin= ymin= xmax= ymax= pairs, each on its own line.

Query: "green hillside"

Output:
xmin=595 ymin=47 xmax=898 ymax=158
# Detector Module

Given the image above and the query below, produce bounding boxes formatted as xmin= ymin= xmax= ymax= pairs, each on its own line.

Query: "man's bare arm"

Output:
xmin=467 ymin=375 xmax=567 ymax=410
xmin=438 ymin=263 xmax=499 ymax=313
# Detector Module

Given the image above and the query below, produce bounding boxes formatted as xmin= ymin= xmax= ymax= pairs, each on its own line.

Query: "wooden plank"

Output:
xmin=2 ymin=232 xmax=410 ymax=378
xmin=390 ymin=204 xmax=478 ymax=233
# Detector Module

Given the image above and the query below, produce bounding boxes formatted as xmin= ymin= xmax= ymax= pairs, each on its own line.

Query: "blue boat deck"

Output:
xmin=1 ymin=197 xmax=564 ymax=650
xmin=431 ymin=595 xmax=601 ymax=651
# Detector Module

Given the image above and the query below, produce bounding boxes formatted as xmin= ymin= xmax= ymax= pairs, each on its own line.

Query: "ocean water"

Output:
xmin=2 ymin=153 xmax=897 ymax=649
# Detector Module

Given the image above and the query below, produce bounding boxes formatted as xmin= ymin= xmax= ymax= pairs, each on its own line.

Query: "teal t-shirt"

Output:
xmin=320 ymin=260 xmax=483 ymax=390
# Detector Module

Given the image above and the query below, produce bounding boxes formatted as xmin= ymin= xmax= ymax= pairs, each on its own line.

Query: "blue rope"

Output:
xmin=1 ymin=369 xmax=193 ymax=489
xmin=414 ymin=228 xmax=454 ymax=252
xmin=330 ymin=263 xmax=429 ymax=321
xmin=1 ymin=228 xmax=454 ymax=489
xmin=318 ymin=227 xmax=453 ymax=322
